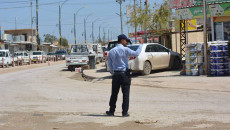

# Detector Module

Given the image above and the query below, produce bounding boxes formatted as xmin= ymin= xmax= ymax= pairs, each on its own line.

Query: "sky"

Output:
xmin=0 ymin=0 xmax=163 ymax=44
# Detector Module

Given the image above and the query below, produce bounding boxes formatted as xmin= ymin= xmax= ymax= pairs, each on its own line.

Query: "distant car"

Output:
xmin=55 ymin=50 xmax=67 ymax=60
xmin=31 ymin=51 xmax=47 ymax=63
xmin=14 ymin=51 xmax=29 ymax=64
xmin=47 ymin=52 xmax=56 ymax=59
xmin=127 ymin=43 xmax=182 ymax=75
xmin=105 ymin=40 xmax=132 ymax=71
xmin=65 ymin=44 xmax=90 ymax=71
xmin=0 ymin=50 xmax=13 ymax=68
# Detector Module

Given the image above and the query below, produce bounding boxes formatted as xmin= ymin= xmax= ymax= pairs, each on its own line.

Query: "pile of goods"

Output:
xmin=185 ymin=43 xmax=204 ymax=76
xmin=209 ymin=41 xmax=229 ymax=76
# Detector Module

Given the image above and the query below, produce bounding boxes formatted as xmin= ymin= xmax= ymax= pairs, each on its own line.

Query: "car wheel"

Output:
xmin=142 ymin=61 xmax=152 ymax=75
xmin=172 ymin=57 xmax=182 ymax=70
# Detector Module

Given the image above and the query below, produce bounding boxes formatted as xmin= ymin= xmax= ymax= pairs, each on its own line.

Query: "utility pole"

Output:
xmin=116 ymin=0 xmax=125 ymax=34
xmin=15 ymin=17 xmax=17 ymax=30
xmin=99 ymin=26 xmax=101 ymax=42
xmin=74 ymin=13 xmax=76 ymax=44
xmin=84 ymin=18 xmax=86 ymax=43
xmin=134 ymin=0 xmax=137 ymax=43
xmin=92 ymin=22 xmax=94 ymax=43
xmin=108 ymin=29 xmax=109 ymax=42
xmin=103 ymin=28 xmax=106 ymax=43
xmin=74 ymin=6 xmax=86 ymax=45
xmin=31 ymin=0 xmax=33 ymax=43
xmin=203 ymin=0 xmax=208 ymax=75
xmin=36 ymin=0 xmax=40 ymax=45
xmin=0 ymin=26 xmax=1 ymax=49
xmin=59 ymin=4 xmax=62 ymax=48
xmin=144 ymin=0 xmax=148 ymax=43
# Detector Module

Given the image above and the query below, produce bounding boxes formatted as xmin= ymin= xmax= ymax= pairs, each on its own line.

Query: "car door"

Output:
xmin=145 ymin=45 xmax=161 ymax=69
xmin=155 ymin=44 xmax=170 ymax=68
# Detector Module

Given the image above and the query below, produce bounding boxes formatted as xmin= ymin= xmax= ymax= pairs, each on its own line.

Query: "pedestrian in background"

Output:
xmin=106 ymin=34 xmax=142 ymax=117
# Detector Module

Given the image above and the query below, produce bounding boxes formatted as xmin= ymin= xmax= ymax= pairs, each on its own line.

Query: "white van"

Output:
xmin=0 ymin=50 xmax=13 ymax=68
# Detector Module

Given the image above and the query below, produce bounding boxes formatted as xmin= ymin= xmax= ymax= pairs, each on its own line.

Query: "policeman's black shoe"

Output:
xmin=122 ymin=113 xmax=130 ymax=117
xmin=106 ymin=111 xmax=114 ymax=116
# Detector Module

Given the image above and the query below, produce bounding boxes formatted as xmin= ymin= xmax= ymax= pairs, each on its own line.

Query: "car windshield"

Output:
xmin=102 ymin=47 xmax=107 ymax=52
xmin=14 ymin=53 xmax=23 ymax=57
xmin=0 ymin=52 xmax=6 ymax=57
xmin=108 ymin=41 xmax=132 ymax=51
xmin=33 ymin=52 xmax=42 ymax=55
xmin=56 ymin=51 xmax=66 ymax=54
xmin=71 ymin=45 xmax=88 ymax=53
xmin=127 ymin=45 xmax=139 ymax=51
xmin=92 ymin=45 xmax=97 ymax=52
xmin=48 ymin=53 xmax=54 ymax=55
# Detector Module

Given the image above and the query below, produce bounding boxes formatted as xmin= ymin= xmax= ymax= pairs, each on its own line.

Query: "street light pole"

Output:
xmin=92 ymin=18 xmax=100 ymax=43
xmin=116 ymin=0 xmax=125 ymax=34
xmin=74 ymin=6 xmax=87 ymax=45
xmin=84 ymin=13 xmax=95 ymax=43
xmin=59 ymin=0 xmax=69 ymax=49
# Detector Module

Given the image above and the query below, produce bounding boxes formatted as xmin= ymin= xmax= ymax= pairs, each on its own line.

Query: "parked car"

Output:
xmin=0 ymin=50 xmax=13 ymax=67
xmin=14 ymin=51 xmax=30 ymax=64
xmin=101 ymin=45 xmax=107 ymax=61
xmin=31 ymin=51 xmax=47 ymax=63
xmin=55 ymin=50 xmax=67 ymax=60
xmin=47 ymin=52 xmax=56 ymax=60
xmin=65 ymin=44 xmax=90 ymax=71
xmin=127 ymin=43 xmax=182 ymax=75
xmin=105 ymin=40 xmax=132 ymax=71
xmin=89 ymin=44 xmax=103 ymax=63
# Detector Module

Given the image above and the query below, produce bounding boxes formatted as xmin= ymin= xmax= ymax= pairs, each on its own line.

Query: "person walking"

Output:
xmin=106 ymin=34 xmax=143 ymax=117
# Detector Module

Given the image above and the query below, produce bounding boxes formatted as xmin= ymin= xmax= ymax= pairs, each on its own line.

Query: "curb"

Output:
xmin=82 ymin=70 xmax=97 ymax=80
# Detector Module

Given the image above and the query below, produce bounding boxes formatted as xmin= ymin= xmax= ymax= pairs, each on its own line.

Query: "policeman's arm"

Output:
xmin=126 ymin=44 xmax=143 ymax=57
xmin=108 ymin=53 xmax=113 ymax=74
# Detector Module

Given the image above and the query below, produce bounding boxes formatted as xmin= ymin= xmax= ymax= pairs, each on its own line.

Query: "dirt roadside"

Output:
xmin=0 ymin=60 xmax=65 ymax=74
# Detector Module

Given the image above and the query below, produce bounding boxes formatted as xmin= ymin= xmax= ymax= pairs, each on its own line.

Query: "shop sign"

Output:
xmin=169 ymin=0 xmax=193 ymax=9
xmin=193 ymin=0 xmax=230 ymax=5
xmin=175 ymin=19 xmax=197 ymax=31
xmin=176 ymin=3 xmax=230 ymax=20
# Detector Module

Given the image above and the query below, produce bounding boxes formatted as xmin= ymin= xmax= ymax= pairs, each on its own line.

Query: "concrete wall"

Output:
xmin=171 ymin=31 xmax=204 ymax=54
xmin=4 ymin=29 xmax=36 ymax=42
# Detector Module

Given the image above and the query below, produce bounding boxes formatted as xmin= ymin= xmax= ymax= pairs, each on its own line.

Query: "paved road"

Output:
xmin=0 ymin=63 xmax=230 ymax=129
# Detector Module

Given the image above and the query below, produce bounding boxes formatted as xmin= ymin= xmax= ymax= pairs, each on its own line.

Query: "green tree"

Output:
xmin=127 ymin=3 xmax=153 ymax=32
xmin=150 ymin=0 xmax=172 ymax=34
xmin=43 ymin=34 xmax=58 ymax=43
xmin=58 ymin=37 xmax=69 ymax=48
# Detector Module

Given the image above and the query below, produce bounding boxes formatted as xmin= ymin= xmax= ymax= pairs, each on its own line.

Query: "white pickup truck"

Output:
xmin=30 ymin=51 xmax=47 ymax=63
xmin=0 ymin=50 xmax=13 ymax=68
xmin=14 ymin=51 xmax=30 ymax=64
xmin=66 ymin=44 xmax=91 ymax=71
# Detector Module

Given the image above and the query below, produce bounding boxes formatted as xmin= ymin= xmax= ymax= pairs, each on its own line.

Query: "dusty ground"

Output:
xmin=0 ymin=63 xmax=230 ymax=130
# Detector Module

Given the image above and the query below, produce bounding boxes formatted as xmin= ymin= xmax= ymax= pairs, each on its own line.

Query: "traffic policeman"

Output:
xmin=106 ymin=34 xmax=142 ymax=117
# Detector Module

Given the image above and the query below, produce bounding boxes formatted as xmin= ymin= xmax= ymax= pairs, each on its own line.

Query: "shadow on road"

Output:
xmin=81 ymin=114 xmax=122 ymax=118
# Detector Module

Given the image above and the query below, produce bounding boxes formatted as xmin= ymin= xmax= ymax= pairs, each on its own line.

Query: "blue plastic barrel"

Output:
xmin=210 ymin=58 xmax=216 ymax=63
xmin=216 ymin=58 xmax=225 ymax=63
xmin=217 ymin=64 xmax=225 ymax=69
xmin=217 ymin=70 xmax=225 ymax=76
xmin=210 ymin=64 xmax=216 ymax=69
xmin=210 ymin=70 xmax=217 ymax=76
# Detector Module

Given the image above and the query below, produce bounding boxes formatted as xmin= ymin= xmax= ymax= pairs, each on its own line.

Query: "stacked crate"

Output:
xmin=185 ymin=43 xmax=204 ymax=76
xmin=209 ymin=41 xmax=229 ymax=76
